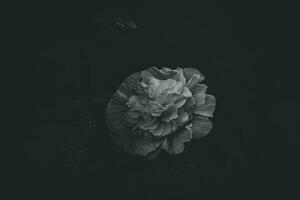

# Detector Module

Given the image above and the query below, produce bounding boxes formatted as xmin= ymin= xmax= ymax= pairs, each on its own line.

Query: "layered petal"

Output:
xmin=163 ymin=125 xmax=193 ymax=154
xmin=183 ymin=68 xmax=205 ymax=84
xmin=118 ymin=71 xmax=142 ymax=98
xmin=162 ymin=106 xmax=178 ymax=122
xmin=192 ymin=84 xmax=207 ymax=105
xmin=139 ymin=116 xmax=159 ymax=130
xmin=174 ymin=109 xmax=189 ymax=126
xmin=191 ymin=115 xmax=213 ymax=139
xmin=193 ymin=94 xmax=216 ymax=117
xmin=145 ymin=67 xmax=186 ymax=83
xmin=150 ymin=122 xmax=172 ymax=137
xmin=186 ymin=73 xmax=204 ymax=89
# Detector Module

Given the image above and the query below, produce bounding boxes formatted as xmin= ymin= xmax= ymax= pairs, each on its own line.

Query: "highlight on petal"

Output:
xmin=186 ymin=73 xmax=203 ymax=89
xmin=183 ymin=68 xmax=205 ymax=84
xmin=191 ymin=115 xmax=213 ymax=139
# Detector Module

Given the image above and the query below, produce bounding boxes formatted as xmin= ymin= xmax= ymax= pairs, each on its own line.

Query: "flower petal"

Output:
xmin=145 ymin=121 xmax=160 ymax=130
xmin=163 ymin=126 xmax=192 ymax=154
xmin=118 ymin=71 xmax=142 ymax=97
xmin=192 ymin=84 xmax=207 ymax=105
xmin=128 ymin=96 xmax=146 ymax=111
xmin=161 ymin=123 xmax=172 ymax=136
xmin=145 ymin=67 xmax=186 ymax=83
xmin=175 ymin=110 xmax=189 ymax=125
xmin=184 ymin=97 xmax=196 ymax=109
xmin=148 ymin=101 xmax=165 ymax=116
xmin=191 ymin=115 xmax=213 ymax=139
xmin=105 ymin=100 xmax=128 ymax=131
xmin=127 ymin=109 xmax=143 ymax=118
xmin=140 ymin=116 xmax=159 ymax=130
xmin=183 ymin=68 xmax=205 ymax=84
xmin=182 ymin=86 xmax=193 ymax=97
xmin=162 ymin=106 xmax=178 ymax=122
xmin=145 ymin=67 xmax=178 ymax=80
xmin=151 ymin=123 xmax=165 ymax=136
xmin=165 ymin=93 xmax=186 ymax=108
xmin=186 ymin=73 xmax=204 ymax=89
xmin=193 ymin=94 xmax=216 ymax=117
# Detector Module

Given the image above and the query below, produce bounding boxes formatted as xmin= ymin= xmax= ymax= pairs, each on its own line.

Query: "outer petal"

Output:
xmin=163 ymin=126 xmax=192 ymax=154
xmin=183 ymin=68 xmax=205 ymax=85
xmin=192 ymin=84 xmax=207 ymax=105
xmin=191 ymin=115 xmax=213 ymax=139
xmin=144 ymin=67 xmax=178 ymax=80
xmin=117 ymin=71 xmax=142 ymax=98
xmin=145 ymin=67 xmax=186 ymax=83
xmin=186 ymin=74 xmax=203 ymax=89
xmin=105 ymin=98 xmax=128 ymax=132
xmin=193 ymin=94 xmax=216 ymax=117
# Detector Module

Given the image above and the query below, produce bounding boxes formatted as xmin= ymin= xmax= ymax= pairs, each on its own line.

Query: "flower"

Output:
xmin=105 ymin=67 xmax=216 ymax=159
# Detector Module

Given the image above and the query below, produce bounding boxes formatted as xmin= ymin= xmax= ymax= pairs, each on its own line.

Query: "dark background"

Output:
xmin=13 ymin=0 xmax=299 ymax=199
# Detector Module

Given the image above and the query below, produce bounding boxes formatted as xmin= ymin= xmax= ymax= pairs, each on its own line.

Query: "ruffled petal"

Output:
xmin=148 ymin=101 xmax=165 ymax=116
xmin=118 ymin=71 xmax=142 ymax=97
xmin=162 ymin=106 xmax=178 ymax=122
xmin=163 ymin=126 xmax=192 ymax=154
xmin=144 ymin=67 xmax=178 ymax=80
xmin=182 ymin=86 xmax=193 ymax=97
xmin=128 ymin=96 xmax=147 ymax=111
xmin=151 ymin=123 xmax=165 ymax=136
xmin=105 ymin=98 xmax=128 ymax=131
xmin=191 ymin=115 xmax=213 ymax=139
xmin=145 ymin=67 xmax=186 ymax=83
xmin=127 ymin=109 xmax=143 ymax=118
xmin=183 ymin=68 xmax=205 ymax=84
xmin=174 ymin=109 xmax=189 ymax=125
xmin=145 ymin=121 xmax=159 ymax=130
xmin=193 ymin=94 xmax=216 ymax=117
xmin=162 ymin=123 xmax=172 ymax=136
xmin=140 ymin=116 xmax=159 ymax=130
xmin=186 ymin=73 xmax=204 ymax=89
xmin=192 ymin=84 xmax=207 ymax=105
xmin=184 ymin=97 xmax=196 ymax=109
xmin=165 ymin=93 xmax=186 ymax=108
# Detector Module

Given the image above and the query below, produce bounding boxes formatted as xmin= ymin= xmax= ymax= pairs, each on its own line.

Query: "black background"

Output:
xmin=13 ymin=0 xmax=299 ymax=199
